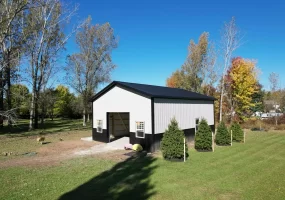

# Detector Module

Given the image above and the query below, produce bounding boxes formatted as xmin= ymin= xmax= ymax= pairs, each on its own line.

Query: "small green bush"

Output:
xmin=194 ymin=119 xmax=212 ymax=151
xmin=215 ymin=121 xmax=231 ymax=145
xmin=161 ymin=118 xmax=188 ymax=160
xmin=231 ymin=122 xmax=244 ymax=142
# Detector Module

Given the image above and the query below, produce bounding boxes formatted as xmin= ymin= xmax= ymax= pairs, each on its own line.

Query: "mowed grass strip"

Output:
xmin=0 ymin=118 xmax=91 ymax=137
xmin=0 ymin=131 xmax=284 ymax=200
xmin=152 ymin=131 xmax=285 ymax=200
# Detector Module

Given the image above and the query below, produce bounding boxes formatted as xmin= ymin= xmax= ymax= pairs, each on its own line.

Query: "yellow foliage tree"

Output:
xmin=225 ymin=57 xmax=258 ymax=121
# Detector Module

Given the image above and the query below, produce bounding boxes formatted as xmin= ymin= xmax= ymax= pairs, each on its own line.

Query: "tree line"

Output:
xmin=0 ymin=0 xmax=117 ymax=130
xmin=1 ymin=1 xmax=283 ymax=130
xmin=8 ymin=84 xmax=85 ymax=119
xmin=166 ymin=17 xmax=284 ymax=123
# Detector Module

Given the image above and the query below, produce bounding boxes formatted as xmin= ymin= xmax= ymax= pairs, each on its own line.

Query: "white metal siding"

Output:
xmin=93 ymin=86 xmax=152 ymax=134
xmin=154 ymin=98 xmax=214 ymax=134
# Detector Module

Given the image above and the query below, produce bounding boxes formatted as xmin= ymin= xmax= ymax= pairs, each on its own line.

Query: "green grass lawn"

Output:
xmin=1 ymin=131 xmax=285 ymax=200
xmin=0 ymin=118 xmax=91 ymax=137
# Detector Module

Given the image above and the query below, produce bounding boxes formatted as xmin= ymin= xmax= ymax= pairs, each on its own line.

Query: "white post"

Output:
xmin=244 ymin=131 xmax=246 ymax=143
xmin=212 ymin=132 xmax=215 ymax=152
xmin=184 ymin=137 xmax=186 ymax=162
xmin=231 ymin=130 xmax=233 ymax=146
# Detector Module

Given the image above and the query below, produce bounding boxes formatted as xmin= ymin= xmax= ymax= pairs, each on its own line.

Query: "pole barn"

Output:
xmin=90 ymin=81 xmax=215 ymax=152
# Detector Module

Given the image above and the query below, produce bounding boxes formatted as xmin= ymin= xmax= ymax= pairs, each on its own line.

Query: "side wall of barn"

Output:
xmin=153 ymin=98 xmax=215 ymax=149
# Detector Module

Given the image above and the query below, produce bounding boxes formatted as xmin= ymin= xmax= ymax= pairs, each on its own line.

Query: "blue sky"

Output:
xmin=65 ymin=0 xmax=285 ymax=91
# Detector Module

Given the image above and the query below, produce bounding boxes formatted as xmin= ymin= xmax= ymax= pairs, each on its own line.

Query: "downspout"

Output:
xmin=151 ymin=97 xmax=155 ymax=152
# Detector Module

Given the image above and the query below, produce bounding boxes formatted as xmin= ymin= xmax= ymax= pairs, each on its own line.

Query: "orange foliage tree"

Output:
xmin=166 ymin=70 xmax=181 ymax=88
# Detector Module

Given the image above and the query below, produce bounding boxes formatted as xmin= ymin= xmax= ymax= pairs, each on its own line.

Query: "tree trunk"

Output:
xmin=29 ymin=92 xmax=35 ymax=130
xmin=230 ymin=101 xmax=234 ymax=124
xmin=87 ymin=113 xmax=90 ymax=122
xmin=219 ymin=86 xmax=224 ymax=122
xmin=41 ymin=103 xmax=45 ymax=126
xmin=41 ymin=115 xmax=44 ymax=125
xmin=83 ymin=107 xmax=86 ymax=126
xmin=34 ymin=96 xmax=39 ymax=129
xmin=0 ymin=70 xmax=4 ymax=128
xmin=5 ymin=54 xmax=12 ymax=126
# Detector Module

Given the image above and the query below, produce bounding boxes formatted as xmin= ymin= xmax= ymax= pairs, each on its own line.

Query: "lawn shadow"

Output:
xmin=59 ymin=155 xmax=157 ymax=200
xmin=41 ymin=141 xmax=52 ymax=145
xmin=196 ymin=149 xmax=214 ymax=152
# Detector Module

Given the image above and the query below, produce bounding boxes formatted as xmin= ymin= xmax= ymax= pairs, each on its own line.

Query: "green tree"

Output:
xmin=194 ymin=119 xmax=213 ymax=151
xmin=69 ymin=95 xmax=84 ymax=118
xmin=54 ymin=85 xmax=73 ymax=117
xmin=250 ymin=83 xmax=265 ymax=114
xmin=161 ymin=118 xmax=188 ymax=160
xmin=38 ymin=88 xmax=57 ymax=121
xmin=11 ymin=84 xmax=30 ymax=116
xmin=215 ymin=121 xmax=231 ymax=145
xmin=230 ymin=123 xmax=243 ymax=142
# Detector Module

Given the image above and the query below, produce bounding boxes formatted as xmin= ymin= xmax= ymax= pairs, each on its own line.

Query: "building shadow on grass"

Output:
xmin=59 ymin=155 xmax=157 ymax=200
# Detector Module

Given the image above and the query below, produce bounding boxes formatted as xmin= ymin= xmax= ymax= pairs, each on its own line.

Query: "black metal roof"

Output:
xmin=90 ymin=81 xmax=216 ymax=101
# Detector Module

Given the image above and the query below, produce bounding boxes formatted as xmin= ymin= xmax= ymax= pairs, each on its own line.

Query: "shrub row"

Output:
xmin=215 ymin=122 xmax=244 ymax=144
xmin=161 ymin=118 xmax=189 ymax=160
xmin=194 ymin=119 xmax=213 ymax=151
xmin=161 ymin=118 xmax=244 ymax=160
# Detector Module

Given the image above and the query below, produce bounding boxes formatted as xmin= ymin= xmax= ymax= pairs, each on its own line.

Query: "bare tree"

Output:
xmin=0 ymin=108 xmax=18 ymax=125
xmin=23 ymin=0 xmax=78 ymax=130
xmin=269 ymin=72 xmax=281 ymax=125
xmin=66 ymin=16 xmax=118 ymax=126
xmin=0 ymin=0 xmax=28 ymax=126
xmin=0 ymin=0 xmax=28 ymax=46
xmin=219 ymin=17 xmax=242 ymax=122
xmin=269 ymin=72 xmax=279 ymax=92
xmin=202 ymin=42 xmax=218 ymax=96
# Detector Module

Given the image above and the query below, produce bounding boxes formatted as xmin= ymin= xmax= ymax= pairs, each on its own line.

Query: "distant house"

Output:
xmin=90 ymin=81 xmax=216 ymax=152
xmin=264 ymin=100 xmax=280 ymax=113
xmin=261 ymin=112 xmax=283 ymax=119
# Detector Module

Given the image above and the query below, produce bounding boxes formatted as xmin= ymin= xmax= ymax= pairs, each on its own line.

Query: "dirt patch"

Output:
xmin=0 ymin=139 xmax=102 ymax=168
xmin=0 ymin=138 xmax=140 ymax=168
xmin=37 ymin=140 xmax=96 ymax=156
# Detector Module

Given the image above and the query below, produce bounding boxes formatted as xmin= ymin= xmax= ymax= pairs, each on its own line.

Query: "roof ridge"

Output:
xmin=90 ymin=81 xmax=216 ymax=102
xmin=115 ymin=80 xmax=189 ymax=91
